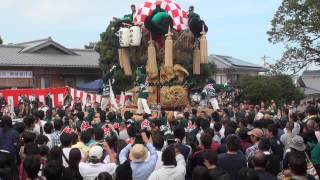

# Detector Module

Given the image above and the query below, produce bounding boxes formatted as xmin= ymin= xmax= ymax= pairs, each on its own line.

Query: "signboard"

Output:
xmin=0 ymin=70 xmax=33 ymax=78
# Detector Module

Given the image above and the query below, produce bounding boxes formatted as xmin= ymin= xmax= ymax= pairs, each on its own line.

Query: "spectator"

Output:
xmin=192 ymin=166 xmax=210 ymax=180
xmin=148 ymin=145 xmax=186 ymax=180
xmin=0 ymin=115 xmax=19 ymax=155
xmin=118 ymin=122 xmax=129 ymax=140
xmin=52 ymin=119 xmax=63 ymax=147
xmin=33 ymin=110 xmax=45 ymax=136
xmin=43 ymin=122 xmax=53 ymax=149
xmin=119 ymin=132 xmax=157 ymax=180
xmin=256 ymin=137 xmax=280 ymax=176
xmin=283 ymin=135 xmax=307 ymax=170
xmin=72 ymin=130 xmax=91 ymax=153
xmin=152 ymin=133 xmax=164 ymax=170
xmin=174 ymin=127 xmax=191 ymax=161
xmin=48 ymin=146 xmax=63 ymax=165
xmin=95 ymin=172 xmax=113 ymax=180
xmin=24 ymin=116 xmax=36 ymax=134
xmin=187 ymin=133 xmax=213 ymax=177
xmin=202 ymin=150 xmax=230 ymax=180
xmin=213 ymin=122 xmax=222 ymax=144
xmin=43 ymin=160 xmax=64 ymax=180
xmin=62 ymin=148 xmax=83 ymax=180
xmin=281 ymin=121 xmax=296 ymax=152
xmin=246 ymin=128 xmax=263 ymax=160
xmin=60 ymin=132 xmax=73 ymax=167
xmin=23 ymin=156 xmax=41 ymax=180
xmin=217 ymin=134 xmax=247 ymax=180
xmin=0 ymin=149 xmax=15 ymax=179
xmin=288 ymin=152 xmax=316 ymax=180
xmin=79 ymin=143 xmax=117 ymax=179
xmin=238 ymin=167 xmax=259 ymax=180
xmin=252 ymin=151 xmax=276 ymax=180
xmin=237 ymin=127 xmax=252 ymax=153
xmin=266 ymin=124 xmax=284 ymax=160
xmin=288 ymin=113 xmax=301 ymax=136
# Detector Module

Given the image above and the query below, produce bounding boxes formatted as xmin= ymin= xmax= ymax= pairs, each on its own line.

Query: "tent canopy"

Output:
xmin=77 ymin=79 xmax=103 ymax=93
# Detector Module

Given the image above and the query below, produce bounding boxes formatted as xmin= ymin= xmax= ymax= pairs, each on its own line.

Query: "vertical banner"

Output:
xmin=7 ymin=96 xmax=14 ymax=113
xmin=58 ymin=94 xmax=64 ymax=106
xmin=39 ymin=95 xmax=45 ymax=104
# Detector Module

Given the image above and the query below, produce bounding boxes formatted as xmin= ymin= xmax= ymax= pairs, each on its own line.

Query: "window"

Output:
xmin=41 ymin=77 xmax=50 ymax=88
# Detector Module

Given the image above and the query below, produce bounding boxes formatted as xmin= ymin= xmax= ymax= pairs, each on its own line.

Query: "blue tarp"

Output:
xmin=76 ymin=79 xmax=103 ymax=93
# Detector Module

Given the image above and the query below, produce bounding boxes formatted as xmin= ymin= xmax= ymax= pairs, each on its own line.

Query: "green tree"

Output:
xmin=238 ymin=75 xmax=304 ymax=104
xmin=267 ymin=0 xmax=320 ymax=74
xmin=0 ymin=36 xmax=3 ymax=45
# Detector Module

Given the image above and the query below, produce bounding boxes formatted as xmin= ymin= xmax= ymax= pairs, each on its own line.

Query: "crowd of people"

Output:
xmin=1 ymin=92 xmax=320 ymax=180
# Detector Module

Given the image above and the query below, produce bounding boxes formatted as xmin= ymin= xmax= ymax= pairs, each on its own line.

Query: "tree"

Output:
xmin=0 ymin=36 xmax=3 ymax=45
xmin=267 ymin=0 xmax=320 ymax=74
xmin=238 ymin=75 xmax=304 ymax=105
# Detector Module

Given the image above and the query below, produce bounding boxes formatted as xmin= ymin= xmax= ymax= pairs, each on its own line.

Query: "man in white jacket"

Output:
xmin=148 ymin=144 xmax=186 ymax=180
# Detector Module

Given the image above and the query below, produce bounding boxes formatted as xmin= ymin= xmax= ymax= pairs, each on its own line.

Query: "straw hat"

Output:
xmin=129 ymin=144 xmax=148 ymax=163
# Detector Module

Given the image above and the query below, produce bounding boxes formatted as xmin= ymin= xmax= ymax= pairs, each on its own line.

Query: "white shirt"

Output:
xmin=154 ymin=151 xmax=163 ymax=170
xmin=34 ymin=120 xmax=46 ymax=135
xmin=62 ymin=147 xmax=72 ymax=167
xmin=44 ymin=133 xmax=53 ymax=149
xmin=148 ymin=154 xmax=186 ymax=180
xmin=79 ymin=162 xmax=117 ymax=180
xmin=219 ymin=126 xmax=225 ymax=138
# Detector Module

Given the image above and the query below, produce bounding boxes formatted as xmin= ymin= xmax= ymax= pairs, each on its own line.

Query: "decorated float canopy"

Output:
xmin=133 ymin=0 xmax=189 ymax=31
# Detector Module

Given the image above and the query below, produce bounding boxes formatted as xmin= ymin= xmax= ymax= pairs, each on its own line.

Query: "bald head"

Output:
xmin=253 ymin=152 xmax=267 ymax=169
xmin=306 ymin=120 xmax=316 ymax=130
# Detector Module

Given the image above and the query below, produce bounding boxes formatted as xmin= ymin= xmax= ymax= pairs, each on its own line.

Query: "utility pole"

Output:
xmin=262 ymin=55 xmax=270 ymax=68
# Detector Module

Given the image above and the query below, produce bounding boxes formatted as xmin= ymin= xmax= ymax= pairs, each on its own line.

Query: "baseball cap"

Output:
xmin=89 ymin=145 xmax=103 ymax=159
xmin=248 ymin=128 xmax=264 ymax=138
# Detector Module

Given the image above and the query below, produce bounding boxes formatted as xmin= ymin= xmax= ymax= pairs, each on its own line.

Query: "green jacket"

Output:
xmin=311 ymin=143 xmax=320 ymax=165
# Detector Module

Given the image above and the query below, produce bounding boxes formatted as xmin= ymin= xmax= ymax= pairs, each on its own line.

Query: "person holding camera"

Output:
xmin=79 ymin=142 xmax=117 ymax=180
xmin=118 ymin=132 xmax=157 ymax=180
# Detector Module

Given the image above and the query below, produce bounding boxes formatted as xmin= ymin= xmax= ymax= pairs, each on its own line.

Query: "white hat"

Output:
xmin=89 ymin=146 xmax=103 ymax=159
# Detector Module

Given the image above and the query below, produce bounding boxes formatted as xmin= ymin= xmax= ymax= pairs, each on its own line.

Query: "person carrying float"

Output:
xmin=136 ymin=67 xmax=151 ymax=115
xmin=202 ymin=78 xmax=220 ymax=110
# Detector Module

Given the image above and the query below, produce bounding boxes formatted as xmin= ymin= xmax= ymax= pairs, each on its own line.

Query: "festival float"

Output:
xmin=98 ymin=0 xmax=209 ymax=111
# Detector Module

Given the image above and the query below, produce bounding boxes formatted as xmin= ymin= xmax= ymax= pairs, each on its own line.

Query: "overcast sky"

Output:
xmin=0 ymin=0 xmax=285 ymax=66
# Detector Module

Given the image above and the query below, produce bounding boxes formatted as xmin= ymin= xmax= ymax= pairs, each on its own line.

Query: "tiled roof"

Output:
xmin=209 ymin=54 xmax=267 ymax=72
xmin=302 ymin=70 xmax=320 ymax=76
xmin=0 ymin=38 xmax=99 ymax=68
xmin=301 ymin=70 xmax=320 ymax=94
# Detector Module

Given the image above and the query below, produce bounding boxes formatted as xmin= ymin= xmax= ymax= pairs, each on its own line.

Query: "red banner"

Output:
xmin=0 ymin=87 xmax=68 ymax=110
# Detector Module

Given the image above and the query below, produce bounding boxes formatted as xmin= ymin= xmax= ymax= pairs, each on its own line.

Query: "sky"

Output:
xmin=0 ymin=0 xmax=286 ymax=67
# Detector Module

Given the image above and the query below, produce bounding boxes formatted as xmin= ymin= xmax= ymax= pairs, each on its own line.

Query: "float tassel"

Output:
xmin=200 ymin=25 xmax=208 ymax=64
xmin=164 ymin=26 xmax=173 ymax=68
xmin=122 ymin=48 xmax=132 ymax=75
xmin=147 ymin=35 xmax=158 ymax=75
xmin=193 ymin=47 xmax=201 ymax=75
xmin=118 ymin=49 xmax=123 ymax=68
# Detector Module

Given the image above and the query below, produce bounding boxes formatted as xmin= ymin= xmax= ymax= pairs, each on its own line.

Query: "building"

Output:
xmin=0 ymin=37 xmax=101 ymax=89
xmin=295 ymin=70 xmax=320 ymax=101
xmin=209 ymin=54 xmax=267 ymax=84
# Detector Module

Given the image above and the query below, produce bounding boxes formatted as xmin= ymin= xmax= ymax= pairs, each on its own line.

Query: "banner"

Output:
xmin=0 ymin=87 xmax=67 ymax=111
xmin=0 ymin=87 xmax=102 ymax=111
